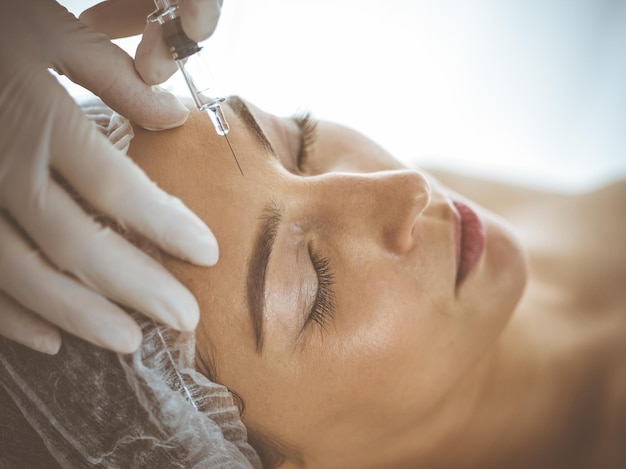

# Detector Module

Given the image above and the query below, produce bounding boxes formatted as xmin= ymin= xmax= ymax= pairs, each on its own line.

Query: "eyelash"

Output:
xmin=294 ymin=112 xmax=318 ymax=171
xmin=294 ymin=112 xmax=332 ymax=332
xmin=306 ymin=244 xmax=336 ymax=331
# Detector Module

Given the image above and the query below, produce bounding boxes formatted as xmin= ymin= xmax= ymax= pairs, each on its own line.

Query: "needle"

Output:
xmin=223 ymin=133 xmax=244 ymax=176
xmin=207 ymin=104 xmax=244 ymax=176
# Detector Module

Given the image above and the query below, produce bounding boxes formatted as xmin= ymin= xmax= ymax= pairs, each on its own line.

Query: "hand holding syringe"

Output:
xmin=148 ymin=0 xmax=244 ymax=175
xmin=0 ymin=0 xmax=223 ymax=355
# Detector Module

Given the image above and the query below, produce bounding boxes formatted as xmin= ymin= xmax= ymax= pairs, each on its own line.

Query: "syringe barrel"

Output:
xmin=175 ymin=53 xmax=223 ymax=112
xmin=149 ymin=1 xmax=223 ymax=113
xmin=149 ymin=1 xmax=199 ymax=60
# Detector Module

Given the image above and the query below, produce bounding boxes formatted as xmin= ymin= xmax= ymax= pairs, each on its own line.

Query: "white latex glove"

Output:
xmin=0 ymin=0 xmax=219 ymax=355
xmin=80 ymin=0 xmax=224 ymax=85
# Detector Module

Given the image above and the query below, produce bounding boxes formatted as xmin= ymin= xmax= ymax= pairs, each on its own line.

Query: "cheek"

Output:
xmin=314 ymin=267 xmax=452 ymax=410
xmin=316 ymin=256 xmax=508 ymax=422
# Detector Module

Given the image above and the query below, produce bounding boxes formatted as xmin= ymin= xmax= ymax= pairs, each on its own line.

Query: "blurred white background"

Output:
xmin=59 ymin=0 xmax=626 ymax=192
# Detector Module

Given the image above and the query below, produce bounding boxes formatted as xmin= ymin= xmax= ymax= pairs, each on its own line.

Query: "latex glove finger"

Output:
xmin=0 ymin=291 xmax=62 ymax=355
xmin=79 ymin=0 xmax=175 ymax=85
xmin=3 ymin=176 xmax=201 ymax=334
xmin=135 ymin=20 xmax=179 ymax=85
xmin=78 ymin=0 xmax=175 ymax=84
xmin=52 ymin=89 xmax=218 ymax=265
xmin=80 ymin=0 xmax=223 ymax=85
xmin=0 ymin=215 xmax=142 ymax=353
xmin=5 ymin=68 xmax=218 ymax=269
xmin=79 ymin=0 xmax=154 ymax=39
xmin=136 ymin=0 xmax=223 ymax=85
xmin=49 ymin=3 xmax=187 ymax=130
xmin=80 ymin=0 xmax=223 ymax=41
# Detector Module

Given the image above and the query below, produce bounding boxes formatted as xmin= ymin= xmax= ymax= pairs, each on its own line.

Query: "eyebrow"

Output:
xmin=225 ymin=95 xmax=275 ymax=156
xmin=247 ymin=203 xmax=283 ymax=352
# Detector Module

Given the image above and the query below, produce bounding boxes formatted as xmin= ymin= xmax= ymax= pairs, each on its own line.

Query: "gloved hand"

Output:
xmin=80 ymin=0 xmax=224 ymax=85
xmin=0 ymin=0 xmax=219 ymax=355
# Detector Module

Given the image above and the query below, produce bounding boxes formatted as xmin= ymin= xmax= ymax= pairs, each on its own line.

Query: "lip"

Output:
xmin=452 ymin=199 xmax=486 ymax=288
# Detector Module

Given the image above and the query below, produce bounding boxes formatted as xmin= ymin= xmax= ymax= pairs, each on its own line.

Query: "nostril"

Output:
xmin=410 ymin=219 xmax=418 ymax=241
xmin=381 ymin=171 xmax=431 ymax=255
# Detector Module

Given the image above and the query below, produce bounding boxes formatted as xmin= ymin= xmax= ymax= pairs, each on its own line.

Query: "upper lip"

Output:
xmin=404 ymin=190 xmax=466 ymax=286
xmin=424 ymin=193 xmax=462 ymax=284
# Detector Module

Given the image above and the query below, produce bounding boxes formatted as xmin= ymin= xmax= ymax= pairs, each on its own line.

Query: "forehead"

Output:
xmin=129 ymin=98 xmax=281 ymax=199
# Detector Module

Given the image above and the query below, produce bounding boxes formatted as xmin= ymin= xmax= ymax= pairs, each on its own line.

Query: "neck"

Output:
xmin=403 ymin=334 xmax=528 ymax=468
xmin=389 ymin=297 xmax=595 ymax=469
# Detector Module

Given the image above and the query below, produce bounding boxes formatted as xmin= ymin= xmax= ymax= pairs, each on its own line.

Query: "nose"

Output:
xmin=315 ymin=170 xmax=431 ymax=255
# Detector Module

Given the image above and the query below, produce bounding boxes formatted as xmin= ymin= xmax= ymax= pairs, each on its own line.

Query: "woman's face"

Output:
xmin=129 ymin=97 xmax=526 ymax=467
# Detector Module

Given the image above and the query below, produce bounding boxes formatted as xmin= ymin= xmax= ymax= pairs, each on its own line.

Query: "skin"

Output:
xmin=128 ymin=98 xmax=625 ymax=468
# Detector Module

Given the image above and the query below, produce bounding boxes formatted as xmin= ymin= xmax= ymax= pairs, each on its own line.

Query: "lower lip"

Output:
xmin=453 ymin=199 xmax=486 ymax=287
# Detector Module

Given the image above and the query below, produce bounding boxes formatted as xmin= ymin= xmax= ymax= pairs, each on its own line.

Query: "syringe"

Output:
xmin=148 ymin=0 xmax=243 ymax=175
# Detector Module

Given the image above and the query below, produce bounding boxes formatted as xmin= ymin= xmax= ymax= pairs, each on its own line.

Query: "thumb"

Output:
xmin=134 ymin=20 xmax=179 ymax=86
